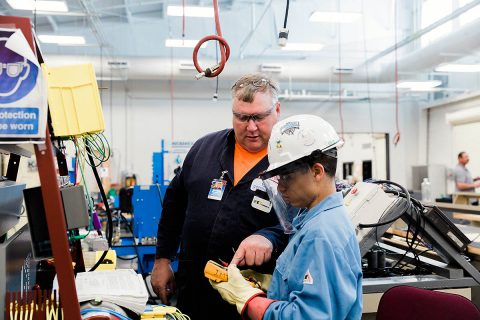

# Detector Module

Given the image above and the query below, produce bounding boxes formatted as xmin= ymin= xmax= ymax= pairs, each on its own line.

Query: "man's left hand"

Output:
xmin=231 ymin=235 xmax=273 ymax=266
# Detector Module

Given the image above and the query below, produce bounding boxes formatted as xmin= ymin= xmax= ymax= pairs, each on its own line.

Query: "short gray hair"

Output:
xmin=231 ymin=73 xmax=279 ymax=105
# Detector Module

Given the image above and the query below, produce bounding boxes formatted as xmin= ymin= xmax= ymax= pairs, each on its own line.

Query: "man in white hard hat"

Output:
xmin=210 ymin=114 xmax=363 ymax=319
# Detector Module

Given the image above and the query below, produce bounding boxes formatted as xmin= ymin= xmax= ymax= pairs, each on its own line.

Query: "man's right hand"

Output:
xmin=231 ymin=234 xmax=274 ymax=266
xmin=151 ymin=258 xmax=176 ymax=304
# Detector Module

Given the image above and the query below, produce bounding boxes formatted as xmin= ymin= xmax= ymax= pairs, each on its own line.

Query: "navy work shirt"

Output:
xmin=156 ymin=129 xmax=286 ymax=319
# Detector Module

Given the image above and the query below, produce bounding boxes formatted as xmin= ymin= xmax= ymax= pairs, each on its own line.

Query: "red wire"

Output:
xmin=192 ymin=0 xmax=230 ymax=77
xmin=393 ymin=2 xmax=401 ymax=146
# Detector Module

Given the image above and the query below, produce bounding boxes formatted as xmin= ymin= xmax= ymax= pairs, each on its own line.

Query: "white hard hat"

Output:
xmin=262 ymin=114 xmax=343 ymax=178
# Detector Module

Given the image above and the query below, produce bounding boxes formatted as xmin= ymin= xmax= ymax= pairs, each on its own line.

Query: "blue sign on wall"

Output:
xmin=0 ymin=107 xmax=39 ymax=134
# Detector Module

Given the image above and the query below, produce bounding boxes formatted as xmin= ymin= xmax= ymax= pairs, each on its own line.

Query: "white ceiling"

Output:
xmin=1 ymin=0 xmax=480 ymax=100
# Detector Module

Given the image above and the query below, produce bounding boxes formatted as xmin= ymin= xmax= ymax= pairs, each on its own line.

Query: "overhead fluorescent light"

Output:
xmin=38 ymin=35 xmax=86 ymax=45
xmin=7 ymin=0 xmax=68 ymax=12
xmin=435 ymin=63 xmax=480 ymax=73
xmin=281 ymin=43 xmax=324 ymax=51
xmin=397 ymin=80 xmax=442 ymax=90
xmin=309 ymin=11 xmax=361 ymax=23
xmin=165 ymin=39 xmax=207 ymax=48
xmin=167 ymin=5 xmax=214 ymax=18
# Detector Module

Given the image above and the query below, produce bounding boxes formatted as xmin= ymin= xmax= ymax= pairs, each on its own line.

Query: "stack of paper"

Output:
xmin=75 ymin=269 xmax=149 ymax=313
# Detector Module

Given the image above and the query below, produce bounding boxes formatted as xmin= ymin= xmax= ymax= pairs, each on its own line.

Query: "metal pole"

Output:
xmin=34 ymin=127 xmax=81 ymax=319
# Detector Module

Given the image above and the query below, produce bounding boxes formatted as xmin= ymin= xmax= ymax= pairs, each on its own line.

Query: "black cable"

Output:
xmin=359 ymin=180 xmax=429 ymax=275
xmin=384 ymin=191 xmax=429 ymax=274
xmin=117 ymin=213 xmax=158 ymax=301
xmin=358 ymin=180 xmax=411 ymax=228
xmin=86 ymin=141 xmax=113 ymax=272
xmin=283 ymin=0 xmax=290 ymax=29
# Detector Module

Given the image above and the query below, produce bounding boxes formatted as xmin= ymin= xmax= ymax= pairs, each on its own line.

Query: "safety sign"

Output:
xmin=0 ymin=27 xmax=47 ymax=143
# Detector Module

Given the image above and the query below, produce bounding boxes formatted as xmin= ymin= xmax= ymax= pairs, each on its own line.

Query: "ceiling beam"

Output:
xmin=361 ymin=0 xmax=480 ymax=67
xmin=239 ymin=0 xmax=273 ymax=58
xmin=77 ymin=0 xmax=112 ymax=57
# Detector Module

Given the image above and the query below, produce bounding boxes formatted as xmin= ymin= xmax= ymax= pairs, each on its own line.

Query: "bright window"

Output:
xmin=458 ymin=0 xmax=480 ymax=26
xmin=421 ymin=0 xmax=452 ymax=47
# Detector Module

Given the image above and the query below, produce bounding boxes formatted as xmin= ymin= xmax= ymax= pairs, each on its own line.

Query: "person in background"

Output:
xmin=150 ymin=73 xmax=288 ymax=319
xmin=211 ymin=114 xmax=363 ymax=319
xmin=454 ymin=151 xmax=480 ymax=205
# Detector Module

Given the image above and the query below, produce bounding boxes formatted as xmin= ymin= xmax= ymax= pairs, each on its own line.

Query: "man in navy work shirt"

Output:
xmin=151 ymin=73 xmax=288 ymax=319
xmin=211 ymin=114 xmax=363 ymax=319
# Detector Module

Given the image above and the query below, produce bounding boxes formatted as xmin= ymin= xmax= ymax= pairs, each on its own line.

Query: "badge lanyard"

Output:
xmin=208 ymin=170 xmax=228 ymax=201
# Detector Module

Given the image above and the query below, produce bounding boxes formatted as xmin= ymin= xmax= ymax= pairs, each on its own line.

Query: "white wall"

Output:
xmin=93 ymin=81 xmax=422 ymax=189
xmin=338 ymin=133 xmax=388 ymax=182
xmin=427 ymin=93 xmax=480 ymax=193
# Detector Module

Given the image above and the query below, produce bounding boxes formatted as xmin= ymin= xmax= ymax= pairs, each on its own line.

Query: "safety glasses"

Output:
xmin=232 ymin=106 xmax=274 ymax=123
xmin=231 ymin=78 xmax=277 ymax=91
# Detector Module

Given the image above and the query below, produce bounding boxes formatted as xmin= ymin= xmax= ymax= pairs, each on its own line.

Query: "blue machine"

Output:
xmin=113 ymin=140 xmax=178 ymax=274
xmin=132 ymin=184 xmax=164 ymax=241
xmin=152 ymin=139 xmax=169 ymax=185
xmin=113 ymin=184 xmax=167 ymax=274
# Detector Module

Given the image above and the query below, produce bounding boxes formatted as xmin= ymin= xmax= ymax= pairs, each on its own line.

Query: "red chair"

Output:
xmin=376 ymin=285 xmax=480 ymax=320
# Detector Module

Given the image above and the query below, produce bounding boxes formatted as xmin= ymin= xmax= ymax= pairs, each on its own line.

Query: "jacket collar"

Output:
xmin=292 ymin=192 xmax=344 ymax=229
xmin=218 ymin=129 xmax=269 ymax=184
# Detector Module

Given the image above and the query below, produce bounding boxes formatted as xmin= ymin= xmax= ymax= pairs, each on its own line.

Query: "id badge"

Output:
xmin=208 ymin=179 xmax=227 ymax=201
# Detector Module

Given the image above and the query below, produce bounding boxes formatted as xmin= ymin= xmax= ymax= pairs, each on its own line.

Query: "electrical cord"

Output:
xmin=377 ymin=186 xmax=431 ymax=274
xmin=117 ymin=212 xmax=159 ymax=302
xmin=73 ymin=133 xmax=111 ymax=168
xmin=86 ymin=141 xmax=113 ymax=272
xmin=358 ymin=179 xmax=432 ymax=276
xmin=193 ymin=0 xmax=230 ymax=79
xmin=358 ymin=180 xmax=411 ymax=228
xmin=283 ymin=0 xmax=289 ymax=28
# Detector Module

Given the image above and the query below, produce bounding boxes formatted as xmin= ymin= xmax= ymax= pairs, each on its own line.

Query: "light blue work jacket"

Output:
xmin=265 ymin=192 xmax=363 ymax=319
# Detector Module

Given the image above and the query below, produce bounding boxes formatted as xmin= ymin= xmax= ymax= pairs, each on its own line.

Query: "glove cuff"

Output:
xmin=240 ymin=292 xmax=266 ymax=319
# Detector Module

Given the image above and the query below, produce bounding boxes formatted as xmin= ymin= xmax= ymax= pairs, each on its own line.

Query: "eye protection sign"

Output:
xmin=0 ymin=28 xmax=47 ymax=143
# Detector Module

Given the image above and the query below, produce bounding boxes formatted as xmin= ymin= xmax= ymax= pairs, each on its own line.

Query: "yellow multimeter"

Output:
xmin=204 ymin=260 xmax=229 ymax=283
xmin=204 ymin=260 xmax=262 ymax=289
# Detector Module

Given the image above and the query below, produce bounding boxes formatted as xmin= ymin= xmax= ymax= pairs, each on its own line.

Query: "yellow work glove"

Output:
xmin=210 ymin=264 xmax=265 ymax=314
xmin=240 ymin=269 xmax=272 ymax=292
